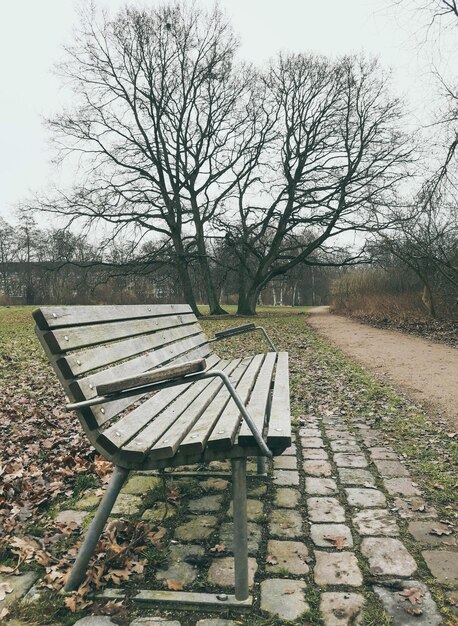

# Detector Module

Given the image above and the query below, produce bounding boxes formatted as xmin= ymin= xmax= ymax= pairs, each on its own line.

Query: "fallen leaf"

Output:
xmin=323 ymin=535 xmax=348 ymax=549
xmin=210 ymin=543 xmax=225 ymax=553
xmin=266 ymin=554 xmax=278 ymax=565
xmin=405 ymin=606 xmax=423 ymax=616
xmin=0 ymin=608 xmax=9 ymax=622
xmin=399 ymin=587 xmax=424 ymax=605
xmin=167 ymin=579 xmax=184 ymax=590
xmin=429 ymin=527 xmax=452 ymax=536
xmin=282 ymin=588 xmax=296 ymax=595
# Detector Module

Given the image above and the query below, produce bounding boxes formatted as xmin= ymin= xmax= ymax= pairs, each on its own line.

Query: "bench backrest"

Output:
xmin=33 ymin=305 xmax=212 ymax=442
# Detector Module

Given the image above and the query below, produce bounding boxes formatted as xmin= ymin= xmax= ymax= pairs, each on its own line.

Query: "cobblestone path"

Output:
xmin=5 ymin=411 xmax=457 ymax=625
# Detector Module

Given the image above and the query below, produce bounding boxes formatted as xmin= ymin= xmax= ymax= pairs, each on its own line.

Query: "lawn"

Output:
xmin=0 ymin=305 xmax=456 ymax=624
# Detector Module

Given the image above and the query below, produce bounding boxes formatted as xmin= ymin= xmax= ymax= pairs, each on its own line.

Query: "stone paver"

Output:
xmin=111 ymin=493 xmax=142 ymax=516
xmin=260 ymin=579 xmax=308 ymax=621
xmin=74 ymin=491 xmax=101 ymax=510
xmin=0 ymin=572 xmax=37 ymax=609
xmin=320 ymin=592 xmax=365 ymax=626
xmin=361 ymin=538 xmax=417 ymax=576
xmin=337 ymin=468 xmax=375 ymax=486
xmin=384 ymin=477 xmax=421 ymax=496
xmin=156 ymin=561 xmax=197 ymax=586
xmin=266 ymin=539 xmax=310 ymax=575
xmin=302 ymin=448 xmax=329 ymax=460
xmin=269 ymin=509 xmax=303 ymax=538
xmin=273 ymin=470 xmax=299 ymax=486
xmin=175 ymin=516 xmax=217 ymax=541
xmin=219 ymin=522 xmax=261 ymax=555
xmin=373 ymin=580 xmax=442 ymax=626
xmin=307 ymin=497 xmax=345 ymax=523
xmin=122 ymin=475 xmax=161 ymax=494
xmin=228 ymin=499 xmax=263 ymax=521
xmin=303 ymin=460 xmax=332 ymax=477
xmin=408 ymin=521 xmax=457 ymax=547
xmin=334 ymin=454 xmax=367 ymax=468
xmin=200 ymin=478 xmax=229 ymax=491
xmin=248 ymin=484 xmax=267 ymax=497
xmin=422 ymin=550 xmax=458 ymax=584
xmin=55 ymin=510 xmax=88 ymax=525
xmin=391 ymin=497 xmax=437 ymax=519
xmin=369 ymin=447 xmax=399 ymax=460
xmin=142 ymin=502 xmax=176 ymax=522
xmin=345 ymin=488 xmax=386 ymax=508
xmin=373 ymin=459 xmax=410 ymax=477
xmin=189 ymin=495 xmax=223 ymax=513
xmin=330 ymin=440 xmax=359 ymax=452
xmin=281 ymin=444 xmax=297 ymax=456
xmin=353 ymin=509 xmax=399 ymax=536
xmin=208 ymin=557 xmax=257 ymax=588
xmin=274 ymin=487 xmax=300 ymax=508
xmin=310 ymin=523 xmax=353 ymax=548
xmin=299 ymin=427 xmax=321 ymax=437
xmin=325 ymin=429 xmax=353 ymax=440
xmin=273 ymin=456 xmax=297 ymax=470
xmin=305 ymin=477 xmax=337 ymax=495
xmin=301 ymin=437 xmax=324 ymax=448
xmin=314 ymin=552 xmax=363 ymax=586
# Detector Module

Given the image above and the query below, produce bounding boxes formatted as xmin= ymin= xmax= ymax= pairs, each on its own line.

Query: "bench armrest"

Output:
xmin=96 ymin=358 xmax=207 ymax=396
xmin=214 ymin=324 xmax=276 ymax=351
xmin=214 ymin=323 xmax=256 ymax=339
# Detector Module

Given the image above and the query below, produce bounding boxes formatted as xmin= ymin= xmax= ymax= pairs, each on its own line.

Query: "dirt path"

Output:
xmin=307 ymin=306 xmax=458 ymax=429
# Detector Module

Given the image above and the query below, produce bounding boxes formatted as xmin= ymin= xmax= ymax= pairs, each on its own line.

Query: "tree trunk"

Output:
xmin=237 ymin=285 xmax=259 ymax=315
xmin=195 ymin=222 xmax=227 ymax=315
xmin=422 ymin=282 xmax=436 ymax=318
xmin=171 ymin=235 xmax=201 ymax=316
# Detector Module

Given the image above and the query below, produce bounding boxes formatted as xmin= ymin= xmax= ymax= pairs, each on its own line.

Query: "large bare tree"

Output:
xmin=222 ymin=54 xmax=414 ymax=314
xmin=39 ymin=2 xmax=269 ymax=315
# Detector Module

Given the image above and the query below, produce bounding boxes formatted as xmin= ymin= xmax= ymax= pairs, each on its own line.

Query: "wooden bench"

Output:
xmin=33 ymin=305 xmax=291 ymax=605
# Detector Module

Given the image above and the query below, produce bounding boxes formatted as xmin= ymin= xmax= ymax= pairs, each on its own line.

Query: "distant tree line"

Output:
xmin=0 ymin=215 xmax=335 ymax=307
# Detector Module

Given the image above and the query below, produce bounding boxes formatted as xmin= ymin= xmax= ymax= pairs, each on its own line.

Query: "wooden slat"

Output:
xmin=178 ymin=356 xmax=254 ymax=456
xmin=33 ymin=304 xmax=193 ymax=330
xmin=82 ymin=342 xmax=213 ymax=429
xmin=207 ymin=354 xmax=265 ymax=450
xmin=237 ymin=352 xmax=277 ymax=446
xmin=68 ymin=333 xmax=209 ymax=402
xmin=95 ymin=354 xmax=221 ymax=453
xmin=40 ymin=314 xmax=197 ymax=354
xmin=115 ymin=359 xmax=236 ymax=464
xmin=147 ymin=358 xmax=244 ymax=461
xmin=266 ymin=352 xmax=291 ymax=449
xmin=59 ymin=323 xmax=202 ymax=377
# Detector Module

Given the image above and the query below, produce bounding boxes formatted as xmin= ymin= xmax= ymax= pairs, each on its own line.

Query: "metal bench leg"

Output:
xmin=231 ymin=457 xmax=249 ymax=601
xmin=65 ymin=465 xmax=129 ymax=591
xmin=256 ymin=456 xmax=266 ymax=475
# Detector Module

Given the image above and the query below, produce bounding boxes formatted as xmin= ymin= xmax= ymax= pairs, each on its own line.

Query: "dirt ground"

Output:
xmin=307 ymin=306 xmax=458 ymax=430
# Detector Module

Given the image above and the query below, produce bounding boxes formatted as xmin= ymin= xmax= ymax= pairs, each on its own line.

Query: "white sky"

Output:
xmin=0 ymin=0 xmax=454 ymax=222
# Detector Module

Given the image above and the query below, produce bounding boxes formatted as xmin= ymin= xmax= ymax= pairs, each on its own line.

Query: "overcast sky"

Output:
xmin=0 ymin=0 xmax=454 ymax=222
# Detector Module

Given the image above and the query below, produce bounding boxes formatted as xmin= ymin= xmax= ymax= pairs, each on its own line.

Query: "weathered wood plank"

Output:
xmin=95 ymin=354 xmax=221 ymax=454
xmin=60 ymin=323 xmax=202 ymax=377
xmin=76 ymin=342 xmax=213 ymax=430
xmin=178 ymin=356 xmax=253 ymax=455
xmin=116 ymin=359 xmax=235 ymax=465
xmin=41 ymin=314 xmax=197 ymax=354
xmin=207 ymin=354 xmax=265 ymax=450
xmin=97 ymin=357 xmax=206 ymax=396
xmin=147 ymin=358 xmax=243 ymax=460
xmin=32 ymin=304 xmax=193 ymax=330
xmin=266 ymin=352 xmax=291 ymax=449
xmin=237 ymin=352 xmax=276 ymax=446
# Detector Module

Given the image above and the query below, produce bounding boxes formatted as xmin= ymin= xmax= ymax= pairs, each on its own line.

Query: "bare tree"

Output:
xmin=223 ymin=54 xmax=413 ymax=314
xmin=38 ymin=2 xmax=269 ymax=315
